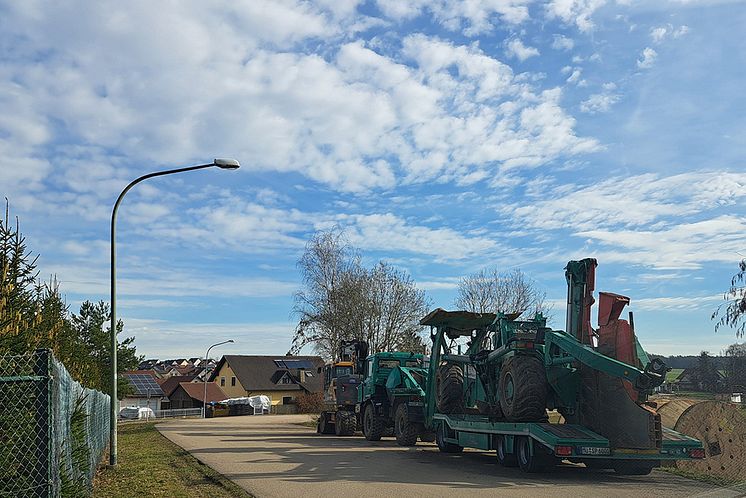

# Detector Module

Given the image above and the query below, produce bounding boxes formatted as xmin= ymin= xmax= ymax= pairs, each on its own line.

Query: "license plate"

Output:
xmin=578 ymin=446 xmax=610 ymax=456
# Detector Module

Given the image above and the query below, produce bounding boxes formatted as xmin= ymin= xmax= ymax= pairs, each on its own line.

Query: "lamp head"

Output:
xmin=213 ymin=158 xmax=240 ymax=170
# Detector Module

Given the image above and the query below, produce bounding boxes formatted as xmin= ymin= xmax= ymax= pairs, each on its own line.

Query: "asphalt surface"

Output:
xmin=158 ymin=414 xmax=745 ymax=498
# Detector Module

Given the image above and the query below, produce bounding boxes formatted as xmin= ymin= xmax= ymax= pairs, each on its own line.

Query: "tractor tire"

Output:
xmin=498 ymin=356 xmax=548 ymax=422
xmin=496 ymin=435 xmax=518 ymax=467
xmin=335 ymin=411 xmax=356 ymax=436
xmin=363 ymin=404 xmax=384 ymax=441
xmin=437 ymin=364 xmax=464 ymax=414
xmin=318 ymin=412 xmax=335 ymax=435
xmin=419 ymin=432 xmax=436 ymax=443
xmin=435 ymin=423 xmax=463 ymax=454
xmin=612 ymin=461 xmax=656 ymax=475
xmin=394 ymin=403 xmax=418 ymax=446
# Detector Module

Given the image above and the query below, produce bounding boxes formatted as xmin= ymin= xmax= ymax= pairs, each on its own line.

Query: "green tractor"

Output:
xmin=357 ymin=352 xmax=435 ymax=446
xmin=420 ymin=258 xmax=704 ymax=474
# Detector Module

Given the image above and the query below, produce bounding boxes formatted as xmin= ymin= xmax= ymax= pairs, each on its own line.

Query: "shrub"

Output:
xmin=295 ymin=392 xmax=324 ymax=413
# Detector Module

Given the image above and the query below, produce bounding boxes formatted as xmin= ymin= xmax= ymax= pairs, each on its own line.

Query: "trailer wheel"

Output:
xmin=363 ymin=404 xmax=384 ymax=441
xmin=612 ymin=461 xmax=655 ymax=475
xmin=496 ymin=435 xmax=518 ymax=467
xmin=516 ymin=437 xmax=550 ymax=473
xmin=437 ymin=364 xmax=464 ymax=414
xmin=335 ymin=411 xmax=356 ymax=436
xmin=499 ymin=356 xmax=548 ymax=422
xmin=435 ymin=423 xmax=463 ymax=453
xmin=394 ymin=403 xmax=418 ymax=446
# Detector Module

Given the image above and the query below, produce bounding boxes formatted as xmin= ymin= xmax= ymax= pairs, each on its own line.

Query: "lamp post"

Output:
xmin=202 ymin=339 xmax=234 ymax=418
xmin=109 ymin=159 xmax=240 ymax=466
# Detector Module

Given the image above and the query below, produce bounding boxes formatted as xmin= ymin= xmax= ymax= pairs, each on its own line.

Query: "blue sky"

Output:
xmin=1 ymin=0 xmax=744 ymax=359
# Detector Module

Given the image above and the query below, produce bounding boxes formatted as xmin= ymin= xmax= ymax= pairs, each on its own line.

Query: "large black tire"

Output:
xmin=435 ymin=423 xmax=463 ymax=454
xmin=318 ymin=412 xmax=335 ymax=435
xmin=613 ymin=461 xmax=656 ymax=475
xmin=335 ymin=411 xmax=356 ymax=436
xmin=499 ymin=356 xmax=548 ymax=422
xmin=437 ymin=364 xmax=464 ymax=414
xmin=363 ymin=404 xmax=384 ymax=441
xmin=516 ymin=436 xmax=555 ymax=473
xmin=394 ymin=403 xmax=418 ymax=446
xmin=496 ymin=435 xmax=518 ymax=467
xmin=419 ymin=432 xmax=436 ymax=443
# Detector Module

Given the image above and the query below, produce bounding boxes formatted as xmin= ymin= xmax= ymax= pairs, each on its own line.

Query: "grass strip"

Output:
xmin=93 ymin=421 xmax=252 ymax=498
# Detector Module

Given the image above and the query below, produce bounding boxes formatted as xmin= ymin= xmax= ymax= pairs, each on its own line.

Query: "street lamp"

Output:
xmin=202 ymin=339 xmax=234 ymax=418
xmin=109 ymin=159 xmax=240 ymax=466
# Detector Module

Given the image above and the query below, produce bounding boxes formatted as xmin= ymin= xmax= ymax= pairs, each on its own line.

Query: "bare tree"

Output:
xmin=454 ymin=267 xmax=547 ymax=318
xmin=713 ymin=258 xmax=746 ymax=337
xmin=364 ymin=262 xmax=428 ymax=354
xmin=291 ymin=229 xmax=429 ymax=359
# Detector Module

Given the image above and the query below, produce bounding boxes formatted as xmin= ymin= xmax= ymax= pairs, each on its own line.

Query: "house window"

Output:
xmin=220 ymin=377 xmax=225 ymax=387
xmin=231 ymin=376 xmax=236 ymax=387
xmin=282 ymin=396 xmax=293 ymax=405
xmin=281 ymin=375 xmax=293 ymax=384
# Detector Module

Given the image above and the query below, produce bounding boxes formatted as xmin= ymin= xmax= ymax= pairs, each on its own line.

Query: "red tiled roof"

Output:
xmin=158 ymin=376 xmax=197 ymax=397
xmin=177 ymin=382 xmax=227 ymax=403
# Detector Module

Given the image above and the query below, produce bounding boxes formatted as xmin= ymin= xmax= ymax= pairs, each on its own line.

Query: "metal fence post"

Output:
xmin=33 ymin=349 xmax=51 ymax=498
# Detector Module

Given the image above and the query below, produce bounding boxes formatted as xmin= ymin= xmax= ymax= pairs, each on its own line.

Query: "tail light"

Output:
xmin=555 ymin=445 xmax=573 ymax=456
xmin=689 ymin=448 xmax=705 ymax=459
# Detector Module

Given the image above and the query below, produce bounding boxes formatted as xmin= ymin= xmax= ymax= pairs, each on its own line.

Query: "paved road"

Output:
xmin=159 ymin=415 xmax=743 ymax=498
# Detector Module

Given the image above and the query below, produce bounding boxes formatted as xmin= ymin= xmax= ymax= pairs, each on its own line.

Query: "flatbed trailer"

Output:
xmin=433 ymin=413 xmax=704 ymax=472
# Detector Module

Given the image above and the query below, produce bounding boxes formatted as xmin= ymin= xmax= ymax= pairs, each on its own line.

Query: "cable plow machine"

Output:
xmin=420 ymin=258 xmax=704 ymax=474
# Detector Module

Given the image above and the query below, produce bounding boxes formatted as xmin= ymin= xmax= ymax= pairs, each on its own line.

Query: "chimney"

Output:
xmin=299 ymin=370 xmax=306 ymax=383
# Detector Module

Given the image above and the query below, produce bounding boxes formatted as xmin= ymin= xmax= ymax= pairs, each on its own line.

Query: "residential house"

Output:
xmin=121 ymin=371 xmax=167 ymax=411
xmin=169 ymin=382 xmax=227 ymax=409
xmin=210 ymin=355 xmax=324 ymax=406
xmin=668 ymin=368 xmax=726 ymax=392
xmin=157 ymin=375 xmax=197 ymax=410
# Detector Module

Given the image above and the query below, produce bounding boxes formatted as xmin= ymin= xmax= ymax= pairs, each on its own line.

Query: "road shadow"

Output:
xmin=158 ymin=424 xmax=720 ymax=494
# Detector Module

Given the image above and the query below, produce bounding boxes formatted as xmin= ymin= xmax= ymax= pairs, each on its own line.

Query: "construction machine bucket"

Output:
xmin=573 ymin=292 xmax=661 ymax=449
xmin=576 ymin=366 xmax=661 ymax=449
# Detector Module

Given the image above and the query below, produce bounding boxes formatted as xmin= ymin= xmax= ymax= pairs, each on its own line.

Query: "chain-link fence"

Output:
xmin=0 ymin=349 xmax=110 ymax=497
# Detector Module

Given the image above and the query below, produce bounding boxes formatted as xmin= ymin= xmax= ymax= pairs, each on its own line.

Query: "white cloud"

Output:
xmin=124 ymin=318 xmax=297 ymax=358
xmin=551 ymin=34 xmax=575 ymax=51
xmin=338 ymin=212 xmax=501 ymax=261
xmin=580 ymin=91 xmax=621 ymax=113
xmin=1 ymin=4 xmax=597 ymax=197
xmin=566 ymin=68 xmax=583 ymax=84
xmin=500 ymin=171 xmax=746 ymax=269
xmin=505 ymin=38 xmax=541 ymax=61
xmin=546 ymin=0 xmax=607 ymax=32
xmin=375 ymin=0 xmax=532 ymax=35
xmin=637 ymin=47 xmax=658 ymax=69
xmin=651 ymin=24 xmax=690 ymax=43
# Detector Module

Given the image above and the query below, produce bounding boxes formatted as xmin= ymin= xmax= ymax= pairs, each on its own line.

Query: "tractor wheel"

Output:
xmin=496 ymin=435 xmax=518 ymax=467
xmin=498 ymin=356 xmax=548 ymax=422
xmin=437 ymin=364 xmax=464 ymax=414
xmin=435 ymin=423 xmax=463 ymax=454
xmin=394 ymin=403 xmax=418 ymax=446
xmin=419 ymin=432 xmax=436 ymax=443
xmin=363 ymin=404 xmax=384 ymax=441
xmin=335 ymin=411 xmax=356 ymax=436
xmin=318 ymin=412 xmax=334 ymax=435
xmin=516 ymin=437 xmax=554 ymax=473
xmin=612 ymin=461 xmax=656 ymax=475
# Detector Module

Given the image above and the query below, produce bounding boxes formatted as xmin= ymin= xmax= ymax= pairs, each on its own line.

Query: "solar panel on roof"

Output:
xmin=274 ymin=359 xmax=313 ymax=369
xmin=124 ymin=374 xmax=164 ymax=396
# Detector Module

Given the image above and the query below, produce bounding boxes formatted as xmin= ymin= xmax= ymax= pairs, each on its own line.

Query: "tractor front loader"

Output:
xmin=420 ymin=259 xmax=704 ymax=474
